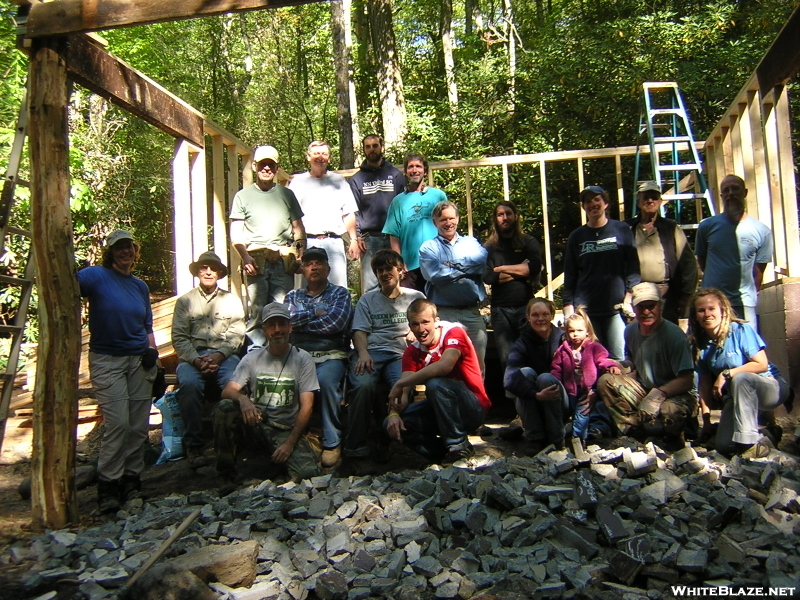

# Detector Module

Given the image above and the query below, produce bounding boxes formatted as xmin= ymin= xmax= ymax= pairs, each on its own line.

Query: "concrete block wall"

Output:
xmin=758 ymin=278 xmax=800 ymax=391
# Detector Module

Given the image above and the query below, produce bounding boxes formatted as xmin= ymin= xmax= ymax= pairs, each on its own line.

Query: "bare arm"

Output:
xmin=352 ymin=330 xmax=374 ymax=375
xmin=292 ymin=219 xmax=306 ymax=259
xmin=230 ymin=220 xmax=256 ymax=276
xmin=389 ymin=235 xmax=401 ymax=255
xmin=656 ymin=370 xmax=694 ymax=398
xmin=221 ymin=380 xmax=261 ymax=427
xmin=493 ymin=261 xmax=530 ymax=277
xmin=344 ymin=213 xmax=361 ymax=260
xmin=753 ymin=262 xmax=767 ymax=292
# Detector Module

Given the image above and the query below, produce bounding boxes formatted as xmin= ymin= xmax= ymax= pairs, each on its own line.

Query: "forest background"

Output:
xmin=0 ymin=0 xmax=799 ymax=341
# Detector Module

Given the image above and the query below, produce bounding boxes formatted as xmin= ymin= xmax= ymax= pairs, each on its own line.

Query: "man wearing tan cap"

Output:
xmin=230 ymin=145 xmax=306 ymax=346
xmin=625 ymin=181 xmax=697 ymax=323
xmin=172 ymin=251 xmax=245 ymax=467
xmin=596 ymin=282 xmax=697 ymax=448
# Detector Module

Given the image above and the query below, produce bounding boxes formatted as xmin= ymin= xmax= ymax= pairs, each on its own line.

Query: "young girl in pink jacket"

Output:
xmin=551 ymin=308 xmax=620 ymax=440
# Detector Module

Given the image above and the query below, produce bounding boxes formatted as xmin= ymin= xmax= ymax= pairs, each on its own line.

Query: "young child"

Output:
xmin=551 ymin=308 xmax=619 ymax=440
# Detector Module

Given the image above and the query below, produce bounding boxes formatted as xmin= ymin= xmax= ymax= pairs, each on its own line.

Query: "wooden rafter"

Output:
xmin=756 ymin=5 xmax=800 ymax=96
xmin=23 ymin=0 xmax=325 ymax=38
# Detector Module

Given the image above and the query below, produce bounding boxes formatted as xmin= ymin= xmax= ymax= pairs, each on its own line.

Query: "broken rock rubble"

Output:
xmin=5 ymin=442 xmax=800 ymax=599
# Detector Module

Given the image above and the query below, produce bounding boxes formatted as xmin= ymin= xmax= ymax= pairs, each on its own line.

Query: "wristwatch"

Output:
xmin=722 ymin=369 xmax=732 ymax=380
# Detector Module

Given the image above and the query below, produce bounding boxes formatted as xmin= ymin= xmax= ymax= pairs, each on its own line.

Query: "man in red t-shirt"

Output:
xmin=386 ymin=298 xmax=491 ymax=464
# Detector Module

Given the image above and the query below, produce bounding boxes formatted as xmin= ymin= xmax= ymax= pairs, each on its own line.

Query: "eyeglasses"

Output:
xmin=256 ymin=160 xmax=277 ymax=171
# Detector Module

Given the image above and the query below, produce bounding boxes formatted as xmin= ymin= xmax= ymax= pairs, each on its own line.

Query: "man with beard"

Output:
xmin=483 ymin=201 xmax=543 ymax=371
xmin=349 ymin=135 xmax=406 ymax=294
xmin=382 ymin=152 xmax=446 ymax=291
xmin=289 ymin=140 xmax=359 ymax=289
xmin=695 ymin=174 xmax=773 ymax=323
xmin=229 ymin=145 xmax=305 ymax=346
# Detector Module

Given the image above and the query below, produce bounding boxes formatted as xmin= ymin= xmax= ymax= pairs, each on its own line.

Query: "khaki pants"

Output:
xmin=89 ymin=352 xmax=156 ymax=481
xmin=596 ymin=373 xmax=697 ymax=436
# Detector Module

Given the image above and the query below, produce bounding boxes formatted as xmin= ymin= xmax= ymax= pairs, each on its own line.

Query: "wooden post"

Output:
xmin=28 ymin=37 xmax=81 ymax=530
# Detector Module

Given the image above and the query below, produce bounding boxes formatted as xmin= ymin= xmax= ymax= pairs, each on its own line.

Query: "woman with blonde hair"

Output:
xmin=689 ymin=288 xmax=790 ymax=457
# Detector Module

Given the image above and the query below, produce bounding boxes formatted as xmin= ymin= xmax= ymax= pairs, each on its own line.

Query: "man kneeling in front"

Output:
xmin=385 ymin=298 xmax=490 ymax=464
xmin=214 ymin=303 xmax=320 ymax=486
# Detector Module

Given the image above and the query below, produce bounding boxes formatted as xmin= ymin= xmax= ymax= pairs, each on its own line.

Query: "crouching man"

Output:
xmin=214 ymin=303 xmax=320 ymax=485
xmin=596 ymin=282 xmax=697 ymax=448
xmin=385 ymin=298 xmax=490 ymax=464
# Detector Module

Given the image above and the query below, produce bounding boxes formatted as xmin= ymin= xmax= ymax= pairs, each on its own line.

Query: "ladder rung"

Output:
xmin=650 ymin=109 xmax=685 ymax=116
xmin=0 ymin=324 xmax=23 ymax=335
xmin=663 ymin=193 xmax=707 ymax=201
xmin=657 ymin=164 xmax=700 ymax=171
xmin=0 ymin=274 xmax=33 ymax=286
xmin=653 ymin=136 xmax=691 ymax=143
xmin=643 ymin=82 xmax=679 ymax=90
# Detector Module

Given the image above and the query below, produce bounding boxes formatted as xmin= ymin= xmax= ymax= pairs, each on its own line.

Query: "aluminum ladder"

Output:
xmin=633 ymin=82 xmax=714 ymax=227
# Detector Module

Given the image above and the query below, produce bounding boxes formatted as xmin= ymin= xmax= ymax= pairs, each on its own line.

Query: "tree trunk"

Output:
xmin=504 ymin=0 xmax=516 ymax=114
xmin=440 ymin=0 xmax=459 ymax=117
xmin=465 ymin=0 xmax=475 ymax=37
xmin=366 ymin=0 xmax=407 ymax=152
xmin=28 ymin=37 xmax=81 ymax=530
xmin=330 ymin=0 xmax=359 ymax=168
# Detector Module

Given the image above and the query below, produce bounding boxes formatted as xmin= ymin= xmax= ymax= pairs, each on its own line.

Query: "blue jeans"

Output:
xmin=386 ymin=377 xmax=486 ymax=462
xmin=360 ymin=234 xmax=391 ymax=295
xmin=344 ymin=350 xmax=400 ymax=456
xmin=316 ymin=359 xmax=347 ymax=448
xmin=176 ymin=351 xmax=241 ymax=450
xmin=245 ymin=258 xmax=293 ymax=346
xmin=569 ymin=392 xmax=614 ymax=440
xmin=591 ymin=313 xmax=626 ymax=361
xmin=514 ymin=368 xmax=569 ymax=445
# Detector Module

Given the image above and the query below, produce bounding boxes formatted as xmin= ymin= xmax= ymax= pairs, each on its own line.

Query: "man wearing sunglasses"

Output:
xmin=230 ymin=145 xmax=306 ymax=346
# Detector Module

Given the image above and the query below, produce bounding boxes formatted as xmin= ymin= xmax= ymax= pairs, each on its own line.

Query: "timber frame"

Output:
xmin=5 ymin=0 xmax=800 ymax=530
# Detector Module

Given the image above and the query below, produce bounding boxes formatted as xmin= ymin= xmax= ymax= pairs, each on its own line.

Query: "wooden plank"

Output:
xmin=66 ymin=35 xmax=205 ymax=147
xmin=227 ymin=144 xmax=245 ymax=301
xmin=577 ymin=158 xmax=586 ymax=226
xmin=28 ymin=36 xmax=81 ymax=530
xmin=614 ymin=154 xmax=624 ymax=219
xmin=772 ymin=86 xmax=800 ymax=277
xmin=730 ymin=110 xmax=745 ymax=178
xmin=756 ymin=6 xmax=800 ymax=95
xmin=190 ymin=146 xmax=208 ymax=260
xmin=540 ymin=161 xmax=553 ymax=300
xmin=211 ymin=136 xmax=228 ymax=289
xmin=26 ymin=0 xmax=324 ymax=38
xmin=502 ymin=163 xmax=510 ymax=204
xmin=173 ymin=140 xmax=193 ymax=295
xmin=762 ymin=94 xmax=788 ymax=274
xmin=464 ymin=167 xmax=473 ymax=237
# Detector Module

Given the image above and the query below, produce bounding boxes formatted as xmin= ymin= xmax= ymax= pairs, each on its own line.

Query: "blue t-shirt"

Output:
xmin=696 ymin=321 xmax=781 ymax=379
xmin=78 ymin=266 xmax=153 ymax=356
xmin=382 ymin=187 xmax=446 ymax=270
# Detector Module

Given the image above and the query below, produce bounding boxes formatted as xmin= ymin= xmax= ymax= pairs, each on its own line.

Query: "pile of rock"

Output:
xmin=6 ymin=440 xmax=800 ymax=600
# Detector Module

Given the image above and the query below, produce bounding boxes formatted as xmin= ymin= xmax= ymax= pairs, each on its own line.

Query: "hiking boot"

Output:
xmin=217 ymin=469 xmax=240 ymax=496
xmin=119 ymin=473 xmax=142 ymax=503
xmin=738 ymin=436 xmax=774 ymax=459
xmin=764 ymin=424 xmax=783 ymax=447
xmin=97 ymin=479 xmax=121 ymax=514
xmin=186 ymin=446 xmax=210 ymax=469
xmin=498 ymin=426 xmax=524 ymax=441
xmin=321 ymin=446 xmax=342 ymax=469
xmin=441 ymin=442 xmax=474 ymax=465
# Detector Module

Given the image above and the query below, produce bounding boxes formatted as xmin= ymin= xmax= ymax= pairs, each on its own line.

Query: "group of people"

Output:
xmin=78 ymin=131 xmax=789 ymax=513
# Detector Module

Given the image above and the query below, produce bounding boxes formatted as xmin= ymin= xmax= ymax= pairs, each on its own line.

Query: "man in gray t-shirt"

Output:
xmin=215 ymin=303 xmax=319 ymax=485
xmin=596 ymin=283 xmax=697 ymax=447
xmin=230 ymin=145 xmax=306 ymax=346
xmin=344 ymin=250 xmax=424 ymax=468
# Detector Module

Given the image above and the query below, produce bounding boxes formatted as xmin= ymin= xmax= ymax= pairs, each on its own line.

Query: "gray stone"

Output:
xmin=640 ymin=481 xmax=667 ymax=506
xmin=352 ymin=549 xmax=376 ymax=572
xmin=308 ymin=494 xmax=333 ymax=519
xmin=327 ymin=531 xmax=352 ymax=557
xmin=92 ymin=566 xmax=129 ymax=587
xmin=596 ymin=505 xmax=629 ymax=544
xmin=347 ymin=587 xmax=371 ymax=600
xmin=676 ymin=548 xmax=707 ymax=573
xmin=78 ymin=581 xmax=111 ymax=600
xmin=435 ymin=581 xmax=460 ymax=598
xmin=411 ymin=555 xmax=442 ymax=578
xmin=610 ymin=550 xmax=644 ymax=585
xmin=574 ymin=470 xmax=598 ymax=511
xmin=316 ymin=570 xmax=348 ymax=600
xmin=223 ymin=519 xmax=252 ymax=541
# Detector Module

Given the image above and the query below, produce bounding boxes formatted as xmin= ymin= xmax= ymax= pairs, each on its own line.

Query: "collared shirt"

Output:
xmin=285 ymin=282 xmax=354 ymax=360
xmin=171 ymin=286 xmax=245 ymax=364
xmin=288 ymin=171 xmax=358 ymax=236
xmin=419 ymin=233 xmax=488 ymax=307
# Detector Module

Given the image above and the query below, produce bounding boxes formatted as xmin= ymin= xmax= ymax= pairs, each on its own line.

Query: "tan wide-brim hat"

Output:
xmin=189 ymin=251 xmax=228 ymax=279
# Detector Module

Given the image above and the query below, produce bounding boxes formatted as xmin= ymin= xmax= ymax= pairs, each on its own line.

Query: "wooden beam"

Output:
xmin=25 ymin=0 xmax=324 ymax=38
xmin=65 ymin=35 xmax=205 ymax=147
xmin=173 ymin=140 xmax=193 ymax=295
xmin=756 ymin=5 xmax=800 ymax=96
xmin=28 ymin=36 xmax=81 ymax=531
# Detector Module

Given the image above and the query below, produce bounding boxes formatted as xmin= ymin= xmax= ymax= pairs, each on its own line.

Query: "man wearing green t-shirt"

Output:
xmin=230 ymin=145 xmax=306 ymax=346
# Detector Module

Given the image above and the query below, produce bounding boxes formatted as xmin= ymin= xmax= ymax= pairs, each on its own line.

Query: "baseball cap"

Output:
xmin=580 ymin=185 xmax=605 ymax=201
xmin=106 ymin=230 xmax=134 ymax=247
xmin=631 ymin=282 xmax=662 ymax=306
xmin=302 ymin=247 xmax=329 ymax=263
xmin=189 ymin=251 xmax=228 ymax=278
xmin=253 ymin=146 xmax=279 ymax=164
xmin=261 ymin=302 xmax=290 ymax=322
xmin=637 ymin=181 xmax=662 ymax=195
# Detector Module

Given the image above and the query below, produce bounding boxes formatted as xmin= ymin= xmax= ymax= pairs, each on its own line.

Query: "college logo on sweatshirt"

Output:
xmin=579 ymin=237 xmax=618 ymax=254
xmin=361 ymin=179 xmax=397 ymax=195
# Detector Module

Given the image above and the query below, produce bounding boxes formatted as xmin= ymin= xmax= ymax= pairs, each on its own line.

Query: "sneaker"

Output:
xmin=186 ymin=446 xmax=210 ymax=469
xmin=441 ymin=443 xmax=474 ymax=465
xmin=498 ymin=426 xmax=524 ymax=441
xmin=321 ymin=446 xmax=342 ymax=468
xmin=739 ymin=436 xmax=774 ymax=459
